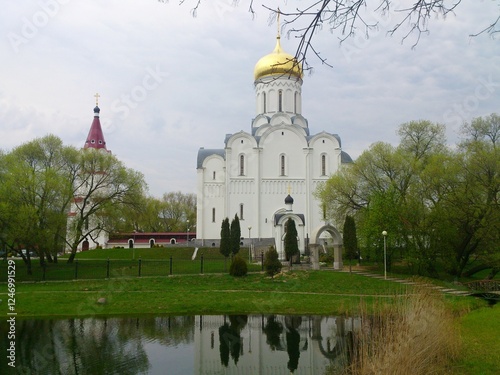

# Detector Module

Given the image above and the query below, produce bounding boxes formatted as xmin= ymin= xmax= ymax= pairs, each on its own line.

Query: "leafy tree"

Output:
xmin=343 ymin=215 xmax=358 ymax=272
xmin=220 ymin=217 xmax=231 ymax=258
xmin=284 ymin=218 xmax=299 ymax=261
xmin=230 ymin=214 xmax=241 ymax=255
xmin=316 ymin=117 xmax=500 ymax=278
xmin=0 ymin=136 xmax=78 ymax=271
xmin=264 ymin=245 xmax=282 ymax=278
xmin=65 ymin=148 xmax=146 ymax=263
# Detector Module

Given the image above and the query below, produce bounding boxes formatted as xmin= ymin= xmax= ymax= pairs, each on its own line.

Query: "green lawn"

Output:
xmin=454 ymin=304 xmax=500 ymax=375
xmin=1 ymin=269 xmax=497 ymax=373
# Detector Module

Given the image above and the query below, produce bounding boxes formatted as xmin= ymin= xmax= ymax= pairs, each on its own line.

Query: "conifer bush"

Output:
xmin=229 ymin=255 xmax=248 ymax=277
xmin=264 ymin=246 xmax=282 ymax=278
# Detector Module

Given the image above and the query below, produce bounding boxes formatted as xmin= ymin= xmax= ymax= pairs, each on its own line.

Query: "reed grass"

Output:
xmin=343 ymin=287 xmax=461 ymax=375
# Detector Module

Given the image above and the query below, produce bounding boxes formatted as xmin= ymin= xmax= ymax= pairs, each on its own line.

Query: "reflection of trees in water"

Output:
xmin=263 ymin=315 xmax=283 ymax=350
xmin=118 ymin=315 xmax=195 ymax=346
xmin=2 ymin=318 xmax=151 ymax=375
xmin=61 ymin=318 xmax=150 ymax=375
xmin=285 ymin=316 xmax=302 ymax=373
xmin=218 ymin=315 xmax=248 ymax=367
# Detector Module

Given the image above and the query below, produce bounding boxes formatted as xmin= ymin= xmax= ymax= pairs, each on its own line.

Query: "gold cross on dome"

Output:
xmin=94 ymin=92 xmax=100 ymax=106
xmin=277 ymin=8 xmax=281 ymax=38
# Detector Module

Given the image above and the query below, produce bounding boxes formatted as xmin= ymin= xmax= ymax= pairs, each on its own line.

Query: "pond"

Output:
xmin=1 ymin=315 xmax=361 ymax=374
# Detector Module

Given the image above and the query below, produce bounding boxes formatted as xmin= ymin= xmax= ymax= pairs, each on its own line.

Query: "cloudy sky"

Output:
xmin=1 ymin=1 xmax=499 ymax=197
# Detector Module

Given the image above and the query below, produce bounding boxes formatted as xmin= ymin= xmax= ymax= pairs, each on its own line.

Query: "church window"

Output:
xmin=241 ymin=140 xmax=244 ymax=144
xmin=213 ymin=171 xmax=216 ymax=180
xmin=239 ymin=204 xmax=244 ymax=220
xmin=239 ymin=154 xmax=245 ymax=176
xmin=263 ymin=92 xmax=266 ymax=112
xmin=282 ymin=132 xmax=284 ymax=136
xmin=98 ymin=140 xmax=102 ymax=144
xmin=91 ymin=140 xmax=95 ymax=144
xmin=212 ymin=208 xmax=216 ymax=223
xmin=322 ymin=139 xmax=325 ymax=143
xmin=280 ymin=154 xmax=286 ymax=176
xmin=321 ymin=154 xmax=327 ymax=176
xmin=278 ymin=90 xmax=283 ymax=112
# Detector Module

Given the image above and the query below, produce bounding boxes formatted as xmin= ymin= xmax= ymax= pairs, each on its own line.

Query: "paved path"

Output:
xmin=340 ymin=269 xmax=472 ymax=297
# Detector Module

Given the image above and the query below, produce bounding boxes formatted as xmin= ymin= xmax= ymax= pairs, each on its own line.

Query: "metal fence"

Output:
xmin=0 ymin=255 xmax=267 ymax=282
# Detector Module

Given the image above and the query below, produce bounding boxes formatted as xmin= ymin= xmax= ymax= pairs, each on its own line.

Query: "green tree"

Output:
xmin=343 ymin=215 xmax=358 ymax=272
xmin=220 ymin=217 xmax=231 ymax=258
xmin=65 ymin=148 xmax=146 ymax=263
xmin=264 ymin=246 xmax=282 ymax=278
xmin=317 ymin=117 xmax=500 ymax=278
xmin=230 ymin=214 xmax=241 ymax=255
xmin=0 ymin=136 xmax=78 ymax=271
xmin=284 ymin=218 xmax=299 ymax=261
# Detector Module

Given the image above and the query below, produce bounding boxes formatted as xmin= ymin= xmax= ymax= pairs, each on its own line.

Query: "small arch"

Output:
xmin=211 ymin=242 xmax=216 ymax=247
xmin=128 ymin=239 xmax=134 ymax=249
xmin=149 ymin=239 xmax=155 ymax=248
xmin=170 ymin=238 xmax=176 ymax=245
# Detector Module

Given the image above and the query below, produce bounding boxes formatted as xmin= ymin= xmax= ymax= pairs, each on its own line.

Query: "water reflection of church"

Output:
xmin=194 ymin=315 xmax=361 ymax=374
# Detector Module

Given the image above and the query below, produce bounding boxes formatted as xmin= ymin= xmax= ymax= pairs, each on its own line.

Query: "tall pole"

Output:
xmin=382 ymin=231 xmax=387 ymax=279
xmin=186 ymin=219 xmax=190 ymax=246
xmin=248 ymin=226 xmax=252 ymax=263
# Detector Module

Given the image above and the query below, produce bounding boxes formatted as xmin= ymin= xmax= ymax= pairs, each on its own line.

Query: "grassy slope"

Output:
xmin=454 ymin=304 xmax=500 ymax=375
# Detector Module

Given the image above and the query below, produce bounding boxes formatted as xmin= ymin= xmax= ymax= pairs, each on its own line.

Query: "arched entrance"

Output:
xmin=310 ymin=225 xmax=343 ymax=269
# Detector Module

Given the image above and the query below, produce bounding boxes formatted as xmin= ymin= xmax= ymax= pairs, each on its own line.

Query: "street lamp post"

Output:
xmin=248 ymin=226 xmax=252 ymax=263
xmin=186 ymin=220 xmax=190 ymax=246
xmin=382 ymin=230 xmax=387 ymax=279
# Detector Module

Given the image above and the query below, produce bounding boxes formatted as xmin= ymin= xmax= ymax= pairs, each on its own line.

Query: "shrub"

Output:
xmin=229 ymin=255 xmax=247 ymax=277
xmin=264 ymin=246 xmax=282 ymax=278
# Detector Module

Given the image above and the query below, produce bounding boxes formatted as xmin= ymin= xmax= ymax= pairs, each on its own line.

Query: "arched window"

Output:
xmin=280 ymin=154 xmax=286 ymax=176
xmin=239 ymin=204 xmax=244 ymax=220
xmin=321 ymin=154 xmax=327 ymax=176
xmin=239 ymin=154 xmax=245 ymax=176
xmin=263 ymin=92 xmax=266 ymax=113
xmin=212 ymin=208 xmax=216 ymax=223
xmin=278 ymin=90 xmax=283 ymax=112
xmin=213 ymin=171 xmax=216 ymax=180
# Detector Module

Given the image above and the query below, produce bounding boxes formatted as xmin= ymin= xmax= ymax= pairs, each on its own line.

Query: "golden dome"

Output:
xmin=253 ymin=36 xmax=303 ymax=81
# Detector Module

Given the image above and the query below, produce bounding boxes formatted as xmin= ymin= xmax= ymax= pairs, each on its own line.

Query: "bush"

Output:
xmin=264 ymin=246 xmax=282 ymax=278
xmin=229 ymin=255 xmax=248 ymax=277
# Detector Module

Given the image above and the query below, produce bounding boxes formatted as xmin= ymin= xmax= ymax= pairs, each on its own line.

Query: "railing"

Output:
xmin=0 ymin=256 xmax=265 ymax=282
xmin=463 ymin=280 xmax=500 ymax=292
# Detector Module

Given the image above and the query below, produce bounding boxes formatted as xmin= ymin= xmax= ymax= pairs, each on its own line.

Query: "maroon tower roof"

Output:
xmin=84 ymin=96 xmax=108 ymax=151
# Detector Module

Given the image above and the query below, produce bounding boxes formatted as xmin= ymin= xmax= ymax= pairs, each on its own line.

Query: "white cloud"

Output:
xmin=1 ymin=0 xmax=499 ymax=196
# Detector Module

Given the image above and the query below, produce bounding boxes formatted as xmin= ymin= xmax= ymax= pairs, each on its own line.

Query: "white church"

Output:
xmin=196 ymin=30 xmax=352 ymax=266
